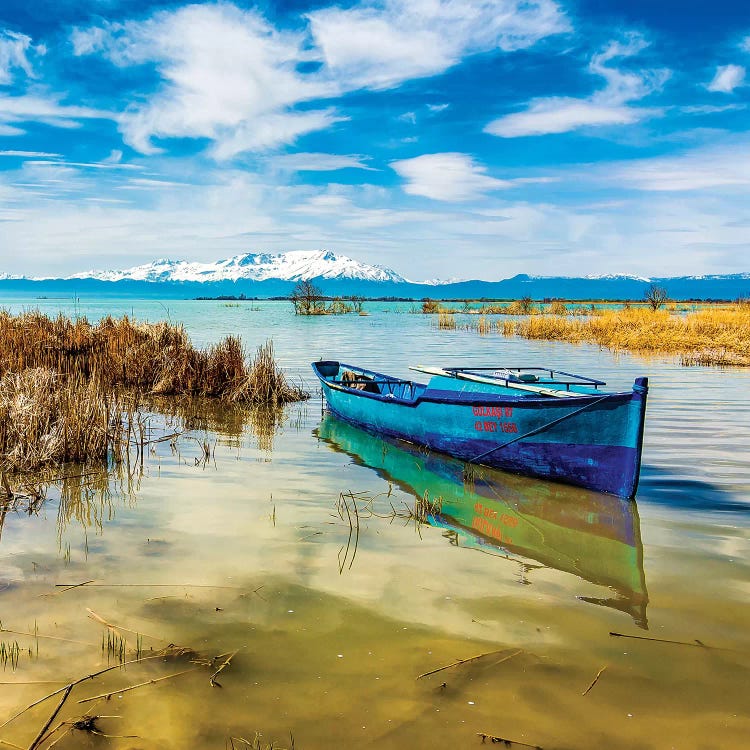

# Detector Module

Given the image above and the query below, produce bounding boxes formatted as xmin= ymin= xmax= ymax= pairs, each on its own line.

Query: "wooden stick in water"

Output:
xmin=0 ymin=654 xmax=164 ymax=731
xmin=477 ymin=731 xmax=542 ymax=748
xmin=416 ymin=648 xmax=522 ymax=680
xmin=209 ymin=650 xmax=239 ymax=687
xmin=77 ymin=667 xmax=201 ymax=704
xmin=609 ymin=632 xmax=715 ymax=649
xmin=581 ymin=666 xmax=607 ymax=696
xmin=27 ymin=684 xmax=72 ymax=750
xmin=55 ymin=580 xmax=95 ymax=593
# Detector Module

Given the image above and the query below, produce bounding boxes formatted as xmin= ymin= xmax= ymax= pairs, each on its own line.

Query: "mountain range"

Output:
xmin=2 ymin=250 xmax=750 ymax=301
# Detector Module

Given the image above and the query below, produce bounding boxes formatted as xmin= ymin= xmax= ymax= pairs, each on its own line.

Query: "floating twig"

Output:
xmin=417 ymin=648 xmax=522 ymax=680
xmin=54 ymin=580 xmax=95 ymax=593
xmin=28 ymin=684 xmax=72 ymax=750
xmin=0 ymin=738 xmax=24 ymax=749
xmin=581 ymin=666 xmax=607 ymax=696
xmin=77 ymin=666 xmax=201 ymax=703
xmin=68 ymin=582 xmax=243 ymax=589
xmin=0 ymin=654 xmax=164 ymax=731
xmin=609 ymin=632 xmax=717 ymax=649
xmin=209 ymin=650 xmax=239 ymax=687
xmin=0 ymin=628 xmax=92 ymax=647
xmin=477 ymin=732 xmax=542 ymax=748
xmin=86 ymin=608 xmax=166 ymax=645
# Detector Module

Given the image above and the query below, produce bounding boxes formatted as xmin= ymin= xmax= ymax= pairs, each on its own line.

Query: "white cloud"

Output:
xmin=268 ymin=152 xmax=375 ymax=172
xmin=0 ymin=150 xmax=62 ymax=157
xmin=73 ymin=4 xmax=337 ymax=158
xmin=0 ymin=92 xmax=110 ymax=135
xmin=486 ymin=99 xmax=644 ymax=137
xmin=681 ymin=103 xmax=747 ymax=114
xmin=208 ymin=110 xmax=345 ymax=161
xmin=391 ymin=152 xmax=510 ymax=201
xmin=706 ymin=64 xmax=746 ymax=93
xmin=0 ymin=29 xmax=110 ymax=137
xmin=70 ymin=1 xmax=569 ymax=159
xmin=486 ymin=32 xmax=669 ymax=137
xmin=607 ymin=142 xmax=750 ymax=191
xmin=742 ymin=35 xmax=750 ymax=53
xmin=307 ymin=0 xmax=570 ymax=90
xmin=0 ymin=29 xmax=35 ymax=84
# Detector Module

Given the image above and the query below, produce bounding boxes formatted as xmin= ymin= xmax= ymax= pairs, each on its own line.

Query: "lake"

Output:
xmin=0 ymin=298 xmax=748 ymax=749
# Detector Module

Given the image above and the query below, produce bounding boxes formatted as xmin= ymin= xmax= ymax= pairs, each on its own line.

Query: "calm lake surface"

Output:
xmin=1 ymin=298 xmax=748 ymax=749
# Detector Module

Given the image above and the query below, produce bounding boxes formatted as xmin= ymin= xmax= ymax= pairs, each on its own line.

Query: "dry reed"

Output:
xmin=0 ymin=369 xmax=117 ymax=472
xmin=0 ymin=312 xmax=305 ymax=402
xmin=457 ymin=305 xmax=750 ymax=366
xmin=437 ymin=312 xmax=456 ymax=330
xmin=0 ymin=311 xmax=307 ymax=472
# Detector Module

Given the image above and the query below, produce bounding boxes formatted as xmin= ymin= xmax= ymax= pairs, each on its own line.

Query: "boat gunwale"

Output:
xmin=312 ymin=360 xmax=637 ymax=408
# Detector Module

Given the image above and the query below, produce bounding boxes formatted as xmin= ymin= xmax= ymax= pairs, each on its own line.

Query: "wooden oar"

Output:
xmin=409 ymin=365 xmax=577 ymax=398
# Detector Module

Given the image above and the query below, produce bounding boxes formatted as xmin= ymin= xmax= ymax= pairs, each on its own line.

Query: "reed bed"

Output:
xmin=0 ymin=312 xmax=305 ymax=402
xmin=0 ymin=311 xmax=306 ymax=472
xmin=437 ymin=312 xmax=456 ymax=330
xmin=0 ymin=369 xmax=118 ymax=472
xmin=495 ymin=305 xmax=750 ymax=365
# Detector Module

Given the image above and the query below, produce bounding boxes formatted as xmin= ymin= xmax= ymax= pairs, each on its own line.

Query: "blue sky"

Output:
xmin=0 ymin=0 xmax=748 ymax=281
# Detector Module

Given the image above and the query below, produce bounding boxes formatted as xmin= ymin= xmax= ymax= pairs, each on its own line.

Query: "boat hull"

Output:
xmin=312 ymin=362 xmax=648 ymax=499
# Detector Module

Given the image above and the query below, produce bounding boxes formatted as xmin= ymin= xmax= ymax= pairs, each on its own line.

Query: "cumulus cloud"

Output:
xmin=69 ymin=1 xmax=569 ymax=158
xmin=707 ymin=64 xmax=746 ymax=93
xmin=486 ymin=32 xmax=669 ymax=137
xmin=72 ymin=4 xmax=337 ymax=158
xmin=391 ymin=152 xmax=510 ymax=201
xmin=308 ymin=0 xmax=570 ymax=90
xmin=0 ymin=29 xmax=35 ymax=84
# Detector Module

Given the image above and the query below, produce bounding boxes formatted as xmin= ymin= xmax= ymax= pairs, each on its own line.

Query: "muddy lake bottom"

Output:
xmin=0 ymin=299 xmax=748 ymax=749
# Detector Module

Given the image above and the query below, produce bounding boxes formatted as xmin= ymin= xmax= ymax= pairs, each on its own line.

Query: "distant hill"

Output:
xmin=1 ymin=251 xmax=749 ymax=301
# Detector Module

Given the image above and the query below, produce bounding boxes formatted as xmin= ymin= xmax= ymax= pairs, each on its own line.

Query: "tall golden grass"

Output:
xmin=0 ymin=312 xmax=305 ymax=401
xmin=0 ymin=369 xmax=115 ymax=471
xmin=437 ymin=311 xmax=456 ymax=329
xmin=0 ymin=311 xmax=306 ymax=472
xmin=498 ymin=305 xmax=750 ymax=365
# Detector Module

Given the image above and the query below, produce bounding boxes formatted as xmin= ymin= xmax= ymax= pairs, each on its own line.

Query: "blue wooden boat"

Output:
xmin=311 ymin=361 xmax=649 ymax=499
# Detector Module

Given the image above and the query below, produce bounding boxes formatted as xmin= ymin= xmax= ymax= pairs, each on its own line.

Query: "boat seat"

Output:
xmin=341 ymin=370 xmax=381 ymax=394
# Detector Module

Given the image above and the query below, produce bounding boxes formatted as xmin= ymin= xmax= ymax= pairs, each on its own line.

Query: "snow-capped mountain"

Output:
xmin=584 ymin=273 xmax=653 ymax=282
xmin=66 ymin=250 xmax=408 ymax=284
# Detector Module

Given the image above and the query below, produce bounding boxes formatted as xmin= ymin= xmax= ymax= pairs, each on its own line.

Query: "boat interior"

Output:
xmin=313 ymin=360 xmax=609 ymax=401
xmin=314 ymin=361 xmax=426 ymax=401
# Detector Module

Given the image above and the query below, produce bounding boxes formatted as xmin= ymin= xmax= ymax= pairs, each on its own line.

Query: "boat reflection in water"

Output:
xmin=317 ymin=413 xmax=649 ymax=629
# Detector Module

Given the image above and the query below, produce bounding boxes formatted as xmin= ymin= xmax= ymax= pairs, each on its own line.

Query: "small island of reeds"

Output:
xmin=432 ymin=300 xmax=750 ymax=366
xmin=0 ymin=311 xmax=307 ymax=474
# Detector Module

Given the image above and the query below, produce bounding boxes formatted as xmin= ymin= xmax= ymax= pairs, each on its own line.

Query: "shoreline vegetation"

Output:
xmin=0 ymin=311 xmax=307 ymax=473
xmin=430 ymin=301 xmax=750 ymax=367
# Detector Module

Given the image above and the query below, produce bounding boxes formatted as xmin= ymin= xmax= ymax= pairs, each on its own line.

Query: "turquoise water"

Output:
xmin=0 ymin=297 xmax=748 ymax=749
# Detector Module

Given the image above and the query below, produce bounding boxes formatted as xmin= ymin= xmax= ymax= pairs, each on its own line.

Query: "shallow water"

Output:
xmin=0 ymin=299 xmax=748 ymax=749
